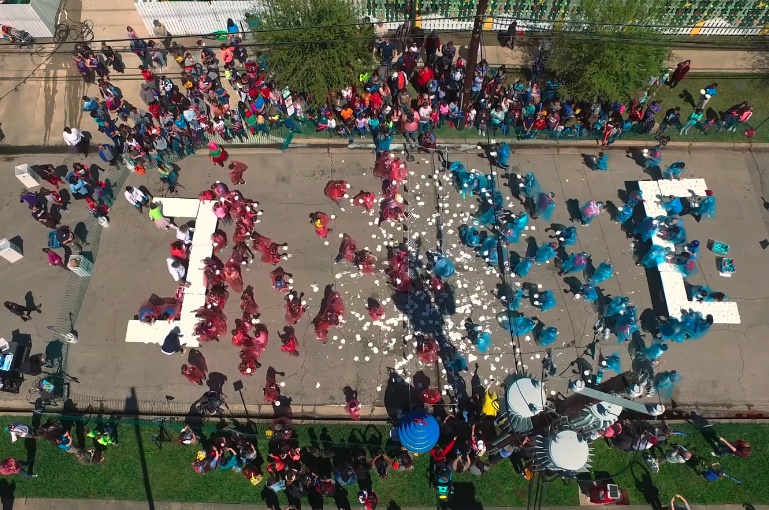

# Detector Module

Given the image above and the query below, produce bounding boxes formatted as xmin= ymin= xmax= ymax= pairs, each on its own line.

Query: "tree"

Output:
xmin=547 ymin=0 xmax=670 ymax=103
xmin=256 ymin=0 xmax=374 ymax=102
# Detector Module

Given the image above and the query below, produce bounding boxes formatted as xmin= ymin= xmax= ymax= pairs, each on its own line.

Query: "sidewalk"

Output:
xmin=5 ymin=501 xmax=768 ymax=510
xmin=477 ymin=45 xmax=762 ymax=72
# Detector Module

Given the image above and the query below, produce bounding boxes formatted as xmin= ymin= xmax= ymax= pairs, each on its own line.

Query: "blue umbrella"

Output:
xmin=398 ymin=411 xmax=440 ymax=453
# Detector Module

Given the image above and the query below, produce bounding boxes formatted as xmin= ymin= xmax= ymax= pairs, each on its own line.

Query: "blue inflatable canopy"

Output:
xmin=398 ymin=410 xmax=440 ymax=453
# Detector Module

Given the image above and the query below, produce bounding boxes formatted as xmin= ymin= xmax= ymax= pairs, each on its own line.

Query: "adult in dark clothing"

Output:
xmin=668 ymin=60 xmax=691 ymax=89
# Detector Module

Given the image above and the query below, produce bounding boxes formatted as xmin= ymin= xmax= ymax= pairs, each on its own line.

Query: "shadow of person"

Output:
xmin=386 ymin=501 xmax=401 ymax=510
xmin=260 ymin=485 xmax=281 ymax=510
xmin=581 ymin=153 xmax=598 ymax=169
xmin=187 ymin=349 xmax=208 ymax=373
xmin=23 ymin=292 xmax=41 ymax=316
xmin=73 ymin=222 xmax=90 ymax=250
xmin=680 ymin=89 xmax=696 ymax=109
xmin=206 ymin=372 xmax=227 ymax=394
xmin=334 ymin=483 xmax=352 ymax=510
xmin=23 ymin=436 xmax=36 ymax=471
xmin=565 ymin=198 xmax=581 ymax=223
xmin=634 ymin=468 xmax=663 ymax=510
xmin=0 ymin=479 xmax=15 ymax=510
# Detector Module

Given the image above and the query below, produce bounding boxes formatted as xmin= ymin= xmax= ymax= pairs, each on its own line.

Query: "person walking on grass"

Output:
xmin=696 ymin=83 xmax=717 ymax=110
xmin=668 ymin=61 xmax=691 ymax=89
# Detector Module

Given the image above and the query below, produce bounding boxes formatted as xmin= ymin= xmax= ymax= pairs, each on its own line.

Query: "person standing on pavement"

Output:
xmin=379 ymin=38 xmax=396 ymax=68
xmin=62 ymin=127 xmax=89 ymax=156
xmin=139 ymin=83 xmax=156 ymax=108
xmin=42 ymin=248 xmax=67 ymax=270
xmin=97 ymin=144 xmax=117 ymax=166
xmin=503 ymin=20 xmax=518 ymax=49
xmin=101 ymin=42 xmax=124 ymax=73
xmin=227 ymin=161 xmax=248 ymax=185
xmin=148 ymin=40 xmax=169 ymax=72
xmin=56 ymin=225 xmax=83 ymax=253
xmin=128 ymin=26 xmax=154 ymax=69
xmin=161 ymin=327 xmax=186 ymax=356
xmin=166 ymin=257 xmax=190 ymax=285
xmin=72 ymin=54 xmax=93 ymax=83
xmin=668 ymin=60 xmax=691 ymax=89
xmin=124 ymin=186 xmax=149 ymax=212
xmin=152 ymin=19 xmax=172 ymax=49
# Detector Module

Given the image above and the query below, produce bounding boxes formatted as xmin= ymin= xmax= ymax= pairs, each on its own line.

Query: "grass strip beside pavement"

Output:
xmin=1 ymin=417 xmax=766 ymax=505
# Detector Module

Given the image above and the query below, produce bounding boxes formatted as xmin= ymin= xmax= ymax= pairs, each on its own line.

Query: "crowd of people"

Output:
xmin=64 ymin=21 xmax=757 ymax=177
xmin=2 ymin=17 xmax=753 ymax=502
xmin=0 ymin=408 xmax=753 ymax=495
xmin=73 ymin=25 xmax=284 ymax=173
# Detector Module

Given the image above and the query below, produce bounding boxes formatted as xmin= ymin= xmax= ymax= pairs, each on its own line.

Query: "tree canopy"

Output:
xmin=547 ymin=0 xmax=670 ymax=103
xmin=256 ymin=0 xmax=374 ymax=102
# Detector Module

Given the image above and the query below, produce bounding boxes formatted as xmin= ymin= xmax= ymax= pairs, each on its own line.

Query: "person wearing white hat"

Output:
xmin=696 ymin=83 xmax=718 ymax=109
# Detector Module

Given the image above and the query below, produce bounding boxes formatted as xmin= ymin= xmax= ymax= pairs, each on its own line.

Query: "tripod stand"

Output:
xmin=157 ymin=177 xmax=185 ymax=197
xmin=151 ymin=417 xmax=173 ymax=449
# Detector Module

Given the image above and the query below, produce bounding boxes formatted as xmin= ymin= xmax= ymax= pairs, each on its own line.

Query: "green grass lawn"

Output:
xmin=1 ymin=415 xmax=767 ymax=505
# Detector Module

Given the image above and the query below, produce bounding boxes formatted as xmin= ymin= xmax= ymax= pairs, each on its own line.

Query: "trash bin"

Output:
xmin=15 ymin=164 xmax=40 ymax=189
xmin=0 ymin=238 xmax=22 ymax=263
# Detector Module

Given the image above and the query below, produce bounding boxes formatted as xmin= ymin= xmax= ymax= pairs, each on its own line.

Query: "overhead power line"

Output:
xmin=14 ymin=12 xmax=769 ymax=49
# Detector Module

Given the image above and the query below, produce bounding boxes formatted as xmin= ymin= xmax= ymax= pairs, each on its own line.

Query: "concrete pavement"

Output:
xmin=1 ymin=147 xmax=769 ymax=416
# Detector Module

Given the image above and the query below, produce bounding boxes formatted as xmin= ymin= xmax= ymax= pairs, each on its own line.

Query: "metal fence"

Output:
xmin=366 ymin=0 xmax=769 ymax=35
xmin=132 ymin=0 xmax=769 ymax=36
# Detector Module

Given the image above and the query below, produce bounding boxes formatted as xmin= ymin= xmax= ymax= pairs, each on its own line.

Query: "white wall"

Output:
xmin=0 ymin=0 xmax=63 ymax=37
xmin=134 ymin=0 xmax=261 ymax=36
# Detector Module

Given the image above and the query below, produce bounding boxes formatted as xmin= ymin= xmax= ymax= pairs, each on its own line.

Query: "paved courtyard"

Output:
xmin=1 ymin=146 xmax=768 ymax=415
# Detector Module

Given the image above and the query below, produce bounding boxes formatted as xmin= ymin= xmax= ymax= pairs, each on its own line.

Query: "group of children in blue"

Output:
xmin=439 ymin=141 xmax=723 ymax=394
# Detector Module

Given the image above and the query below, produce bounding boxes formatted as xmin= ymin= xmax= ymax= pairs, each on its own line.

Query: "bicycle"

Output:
xmin=53 ymin=10 xmax=94 ymax=43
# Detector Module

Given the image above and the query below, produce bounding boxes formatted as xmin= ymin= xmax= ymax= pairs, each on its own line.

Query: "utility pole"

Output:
xmin=461 ymin=0 xmax=489 ymax=112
